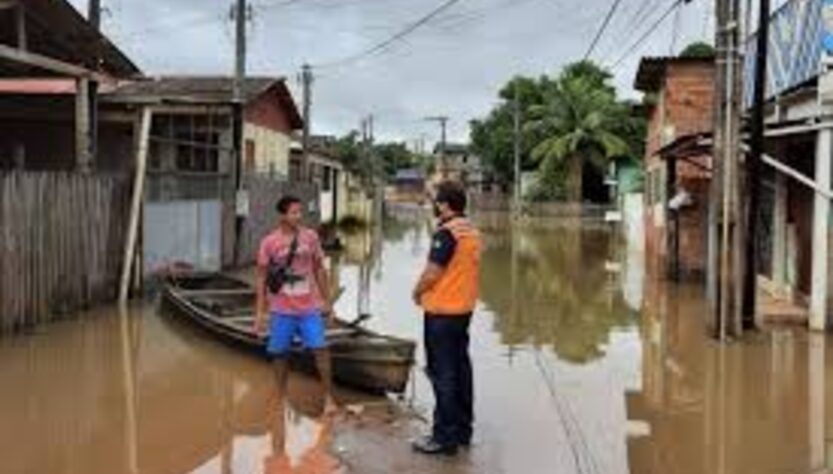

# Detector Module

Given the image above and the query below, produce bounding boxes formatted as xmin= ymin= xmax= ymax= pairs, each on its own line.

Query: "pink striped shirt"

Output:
xmin=257 ymin=227 xmax=325 ymax=315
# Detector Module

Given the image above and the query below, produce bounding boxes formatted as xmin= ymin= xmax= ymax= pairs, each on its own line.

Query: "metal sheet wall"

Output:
xmin=744 ymin=0 xmax=824 ymax=106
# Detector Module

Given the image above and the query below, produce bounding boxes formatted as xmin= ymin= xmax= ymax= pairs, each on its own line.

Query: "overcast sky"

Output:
xmin=69 ymin=0 xmax=717 ymax=145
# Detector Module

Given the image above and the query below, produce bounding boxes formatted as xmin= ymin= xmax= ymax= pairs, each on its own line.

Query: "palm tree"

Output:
xmin=527 ymin=73 xmax=630 ymax=203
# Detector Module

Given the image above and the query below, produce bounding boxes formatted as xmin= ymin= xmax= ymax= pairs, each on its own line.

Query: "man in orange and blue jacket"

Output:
xmin=411 ymin=181 xmax=482 ymax=456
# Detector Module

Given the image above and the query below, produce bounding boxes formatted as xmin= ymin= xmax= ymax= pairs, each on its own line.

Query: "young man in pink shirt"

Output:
xmin=254 ymin=195 xmax=337 ymax=414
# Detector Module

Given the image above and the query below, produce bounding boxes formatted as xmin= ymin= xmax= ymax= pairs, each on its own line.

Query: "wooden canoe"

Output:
xmin=160 ymin=273 xmax=416 ymax=394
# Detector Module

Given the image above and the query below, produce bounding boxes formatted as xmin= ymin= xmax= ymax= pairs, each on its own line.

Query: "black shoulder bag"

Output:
xmin=266 ymin=233 xmax=299 ymax=294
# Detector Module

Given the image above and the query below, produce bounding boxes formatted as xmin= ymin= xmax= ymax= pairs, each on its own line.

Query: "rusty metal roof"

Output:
xmin=0 ymin=0 xmax=140 ymax=78
xmin=107 ymin=76 xmax=279 ymax=103
xmin=105 ymin=76 xmax=303 ymax=128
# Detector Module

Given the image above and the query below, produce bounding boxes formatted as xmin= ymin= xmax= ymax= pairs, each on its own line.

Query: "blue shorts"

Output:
xmin=267 ymin=312 xmax=327 ymax=356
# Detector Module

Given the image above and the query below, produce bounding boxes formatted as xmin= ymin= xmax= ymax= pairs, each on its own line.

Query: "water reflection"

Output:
xmin=0 ymin=304 xmax=352 ymax=474
xmin=6 ymin=213 xmax=833 ymax=474
xmin=479 ymin=223 xmax=638 ymax=364
xmin=263 ymin=398 xmax=341 ymax=474
xmin=629 ymin=280 xmax=833 ymax=474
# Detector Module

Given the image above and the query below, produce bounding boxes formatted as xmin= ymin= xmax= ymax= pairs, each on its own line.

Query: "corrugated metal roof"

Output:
xmin=107 ymin=76 xmax=281 ymax=103
xmin=105 ymin=76 xmax=304 ymax=129
xmin=0 ymin=0 xmax=140 ymax=78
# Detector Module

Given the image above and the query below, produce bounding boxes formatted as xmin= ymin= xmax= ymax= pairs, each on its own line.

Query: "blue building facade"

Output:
xmin=744 ymin=0 xmax=826 ymax=106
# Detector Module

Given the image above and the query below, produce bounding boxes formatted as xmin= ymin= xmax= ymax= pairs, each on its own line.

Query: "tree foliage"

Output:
xmin=470 ymin=76 xmax=545 ymax=186
xmin=329 ymin=133 xmax=429 ymax=184
xmin=679 ymin=41 xmax=716 ymax=58
xmin=469 ymin=60 xmax=646 ymax=202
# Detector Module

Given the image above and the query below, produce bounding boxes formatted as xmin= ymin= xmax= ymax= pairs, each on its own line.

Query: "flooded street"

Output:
xmin=2 ymin=213 xmax=832 ymax=474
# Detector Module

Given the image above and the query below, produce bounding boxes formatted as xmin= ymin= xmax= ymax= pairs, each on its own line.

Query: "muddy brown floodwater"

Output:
xmin=2 ymin=212 xmax=833 ymax=474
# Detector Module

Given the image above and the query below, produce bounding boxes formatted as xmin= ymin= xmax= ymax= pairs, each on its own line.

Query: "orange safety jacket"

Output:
xmin=421 ymin=217 xmax=482 ymax=315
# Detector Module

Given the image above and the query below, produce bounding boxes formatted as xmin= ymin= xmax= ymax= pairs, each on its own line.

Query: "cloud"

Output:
xmin=70 ymin=0 xmax=714 ymax=144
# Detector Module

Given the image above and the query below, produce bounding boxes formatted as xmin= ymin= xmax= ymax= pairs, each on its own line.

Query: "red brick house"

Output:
xmin=635 ymin=56 xmax=715 ymax=280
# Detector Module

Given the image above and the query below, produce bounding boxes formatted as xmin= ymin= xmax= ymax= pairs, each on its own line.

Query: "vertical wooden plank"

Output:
xmin=119 ymin=108 xmax=152 ymax=303
xmin=76 ymin=79 xmax=92 ymax=173
xmin=15 ymin=2 xmax=26 ymax=51
xmin=23 ymin=172 xmax=31 ymax=326
xmin=14 ymin=172 xmax=22 ymax=327
xmin=1 ymin=174 xmax=8 ymax=331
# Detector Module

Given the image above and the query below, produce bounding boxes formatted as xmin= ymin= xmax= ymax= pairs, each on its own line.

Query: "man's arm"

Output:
xmin=315 ymin=264 xmax=333 ymax=318
xmin=412 ymin=229 xmax=456 ymax=305
xmin=311 ymin=233 xmax=333 ymax=320
xmin=412 ymin=262 xmax=446 ymax=305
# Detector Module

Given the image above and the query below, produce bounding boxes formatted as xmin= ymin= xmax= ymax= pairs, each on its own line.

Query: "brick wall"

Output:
xmin=643 ymin=61 xmax=715 ymax=280
xmin=244 ymin=88 xmax=295 ymax=134
xmin=664 ymin=63 xmax=715 ymax=138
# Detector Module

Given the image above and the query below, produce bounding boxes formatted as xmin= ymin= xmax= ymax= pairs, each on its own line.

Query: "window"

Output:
xmin=245 ymin=139 xmax=256 ymax=173
xmin=322 ymin=167 xmax=332 ymax=192
xmin=175 ymin=131 xmax=220 ymax=173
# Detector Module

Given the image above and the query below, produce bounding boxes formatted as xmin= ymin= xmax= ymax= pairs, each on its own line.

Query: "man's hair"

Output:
xmin=435 ymin=181 xmax=467 ymax=214
xmin=276 ymin=195 xmax=303 ymax=215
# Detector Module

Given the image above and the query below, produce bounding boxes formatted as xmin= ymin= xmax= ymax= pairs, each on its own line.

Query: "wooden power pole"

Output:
xmin=232 ymin=0 xmax=247 ymax=265
xmin=513 ymin=83 xmax=522 ymax=211
xmin=87 ymin=0 xmax=101 ymax=171
xmin=742 ymin=0 xmax=770 ymax=329
xmin=301 ymin=63 xmax=313 ymax=182
xmin=425 ymin=116 xmax=449 ymax=179
xmin=710 ymin=0 xmax=744 ymax=340
xmin=232 ymin=0 xmax=247 ymax=185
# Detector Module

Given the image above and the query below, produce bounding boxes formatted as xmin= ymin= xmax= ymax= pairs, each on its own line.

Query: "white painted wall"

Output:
xmin=243 ymin=123 xmax=291 ymax=176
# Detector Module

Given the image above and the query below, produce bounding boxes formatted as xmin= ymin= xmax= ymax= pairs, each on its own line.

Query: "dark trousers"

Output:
xmin=424 ymin=313 xmax=473 ymax=446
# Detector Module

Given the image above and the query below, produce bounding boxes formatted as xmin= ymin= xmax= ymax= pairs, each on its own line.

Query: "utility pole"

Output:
xmin=301 ymin=63 xmax=313 ymax=182
xmin=424 ymin=116 xmax=449 ymax=179
xmin=80 ymin=0 xmax=102 ymax=173
xmin=513 ymin=84 xmax=522 ymax=212
xmin=232 ymin=0 xmax=248 ymax=184
xmin=231 ymin=0 xmax=247 ymax=265
xmin=729 ymin=0 xmax=745 ymax=337
xmin=742 ymin=0 xmax=770 ymax=329
xmin=707 ymin=0 xmax=726 ymax=338
xmin=88 ymin=0 xmax=101 ymax=29
xmin=710 ymin=0 xmax=743 ymax=340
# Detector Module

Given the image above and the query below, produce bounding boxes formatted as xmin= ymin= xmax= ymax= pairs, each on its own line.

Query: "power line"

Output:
xmin=583 ymin=0 xmax=624 ymax=60
xmin=313 ymin=0 xmax=464 ymax=70
xmin=591 ymin=0 xmax=662 ymax=63
xmin=670 ymin=0 xmax=682 ymax=55
xmin=112 ymin=0 xmax=305 ymax=40
xmin=609 ymin=0 xmax=684 ymax=69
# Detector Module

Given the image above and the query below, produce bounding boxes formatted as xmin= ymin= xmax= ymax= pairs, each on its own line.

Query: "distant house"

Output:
xmin=290 ymin=136 xmax=375 ymax=225
xmin=291 ymin=141 xmax=346 ymax=224
xmin=388 ymin=167 xmax=427 ymax=203
xmin=635 ymin=55 xmax=715 ymax=280
xmin=432 ymin=143 xmax=484 ymax=192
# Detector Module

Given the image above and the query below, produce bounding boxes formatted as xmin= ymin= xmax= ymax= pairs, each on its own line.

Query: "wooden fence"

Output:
xmin=0 ymin=172 xmax=130 ymax=333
